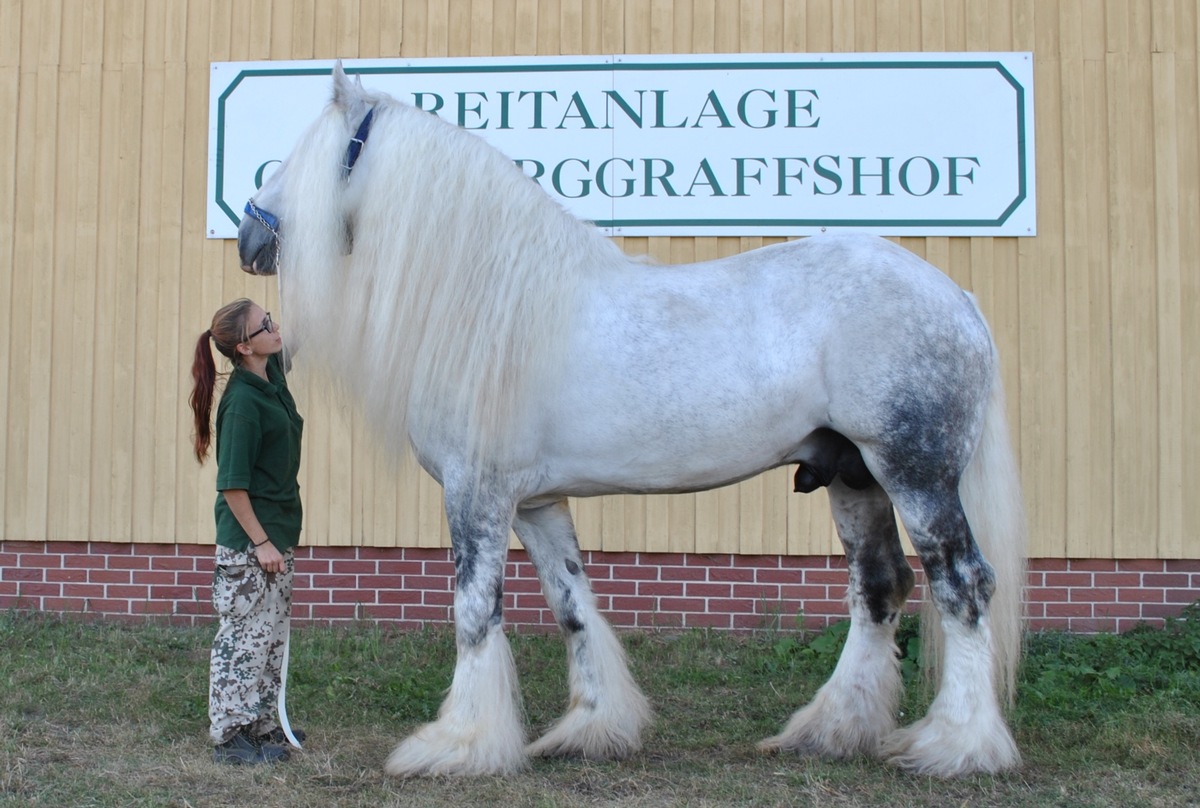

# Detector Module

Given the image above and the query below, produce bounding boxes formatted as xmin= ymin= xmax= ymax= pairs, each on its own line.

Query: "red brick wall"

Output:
xmin=1 ymin=541 xmax=1197 ymax=633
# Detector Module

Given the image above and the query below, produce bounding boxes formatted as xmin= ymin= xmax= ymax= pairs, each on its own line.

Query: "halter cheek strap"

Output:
xmin=343 ymin=107 xmax=376 ymax=175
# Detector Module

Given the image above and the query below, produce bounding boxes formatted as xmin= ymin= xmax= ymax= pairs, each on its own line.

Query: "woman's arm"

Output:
xmin=222 ymin=489 xmax=286 ymax=573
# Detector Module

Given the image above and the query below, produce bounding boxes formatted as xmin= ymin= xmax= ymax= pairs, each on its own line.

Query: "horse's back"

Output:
xmin=596 ymin=232 xmax=991 ymax=392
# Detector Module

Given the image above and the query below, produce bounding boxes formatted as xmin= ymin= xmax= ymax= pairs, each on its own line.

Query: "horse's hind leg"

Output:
xmin=881 ymin=482 xmax=1020 ymax=776
xmin=760 ymin=478 xmax=914 ymax=759
xmin=385 ymin=482 xmax=527 ymax=777
xmin=514 ymin=499 xmax=651 ymax=760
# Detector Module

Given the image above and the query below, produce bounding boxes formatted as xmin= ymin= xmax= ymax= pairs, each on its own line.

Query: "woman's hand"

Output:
xmin=254 ymin=539 xmax=286 ymax=574
xmin=222 ymin=489 xmax=287 ymax=574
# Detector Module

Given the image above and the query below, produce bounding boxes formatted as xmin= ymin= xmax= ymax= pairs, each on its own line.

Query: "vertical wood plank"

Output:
xmin=1076 ymin=17 xmax=1116 ymax=556
xmin=781 ymin=0 xmax=805 ymax=53
xmin=600 ymin=0 xmax=624 ymax=53
xmin=176 ymin=0 xmax=213 ymax=543
xmin=379 ymin=0 xmax=405 ymax=56
xmin=1107 ymin=49 xmax=1159 ymax=557
xmin=1152 ymin=48 xmax=1183 ymax=556
xmin=1174 ymin=0 xmax=1200 ymax=560
xmin=288 ymin=0 xmax=315 ymax=59
xmin=106 ymin=63 xmax=144 ymax=541
xmin=425 ymin=0 xmax=450 ymax=56
xmin=572 ymin=494 xmax=603 ymax=552
xmin=852 ymin=0 xmax=876 ymax=50
xmin=325 ymin=399 xmax=355 ymax=546
xmin=624 ymin=0 xmax=650 ymax=53
xmin=1014 ymin=5 xmax=1067 ymax=558
xmin=0 ymin=3 xmax=19 ymax=535
xmin=400 ymin=0 xmax=426 ymax=57
xmin=131 ymin=56 xmax=164 ymax=542
xmin=670 ymin=0 xmax=693 ymax=53
xmin=1061 ymin=0 xmax=1093 ymax=557
xmin=46 ymin=53 xmax=79 ymax=541
xmin=537 ymin=0 xmax=560 ymax=55
xmin=510 ymin=0 xmax=535 ymax=55
xmin=690 ymin=0 xmax=715 ymax=53
xmin=796 ymin=0 xmax=827 ymax=51
xmin=66 ymin=60 xmax=103 ymax=539
xmin=25 ymin=62 xmax=61 ymax=540
xmin=447 ymin=0 xmax=470 ymax=56
xmin=713 ymin=0 xmax=738 ymax=52
xmin=559 ymin=0 xmax=584 ymax=55
xmin=270 ymin=0 xmax=297 ymax=58
xmin=150 ymin=59 xmax=187 ymax=542
xmin=577 ymin=0 xmax=602 ymax=52
xmin=470 ymin=0 xmax=492 ymax=55
xmin=650 ymin=0 xmax=673 ymax=53
xmin=359 ymin=0 xmax=381 ymax=56
xmin=874 ymin=0 xmax=900 ymax=50
xmin=4 ymin=5 xmax=39 ymax=534
xmin=491 ymin=0 xmax=516 ymax=55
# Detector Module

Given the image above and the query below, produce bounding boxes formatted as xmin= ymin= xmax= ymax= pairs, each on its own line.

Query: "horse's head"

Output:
xmin=237 ymin=61 xmax=373 ymax=277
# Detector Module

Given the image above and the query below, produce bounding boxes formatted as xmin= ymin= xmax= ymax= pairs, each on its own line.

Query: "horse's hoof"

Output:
xmin=882 ymin=717 xmax=1020 ymax=777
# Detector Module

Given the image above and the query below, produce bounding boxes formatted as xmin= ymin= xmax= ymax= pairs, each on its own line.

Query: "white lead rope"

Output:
xmin=273 ymin=222 xmax=302 ymax=750
xmin=277 ymin=617 xmax=302 ymax=749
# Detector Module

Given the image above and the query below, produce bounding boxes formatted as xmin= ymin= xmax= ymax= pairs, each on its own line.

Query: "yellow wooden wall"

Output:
xmin=1 ymin=0 xmax=1197 ymax=560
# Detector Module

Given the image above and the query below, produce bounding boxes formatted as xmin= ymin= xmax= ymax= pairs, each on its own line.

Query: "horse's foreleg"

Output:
xmin=760 ymin=479 xmax=913 ymax=759
xmin=515 ymin=500 xmax=651 ymax=761
xmin=881 ymin=486 xmax=1020 ymax=776
xmin=384 ymin=486 xmax=527 ymax=777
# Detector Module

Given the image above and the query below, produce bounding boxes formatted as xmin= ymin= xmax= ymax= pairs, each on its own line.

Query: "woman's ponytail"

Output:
xmin=188 ymin=299 xmax=254 ymax=463
xmin=189 ymin=330 xmax=217 ymax=463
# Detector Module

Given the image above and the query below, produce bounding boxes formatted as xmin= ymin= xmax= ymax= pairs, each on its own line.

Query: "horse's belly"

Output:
xmin=539 ymin=439 xmax=794 ymax=496
xmin=534 ymin=373 xmax=822 ymax=496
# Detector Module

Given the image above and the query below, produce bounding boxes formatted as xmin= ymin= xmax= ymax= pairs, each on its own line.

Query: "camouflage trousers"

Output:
xmin=208 ymin=545 xmax=294 ymax=745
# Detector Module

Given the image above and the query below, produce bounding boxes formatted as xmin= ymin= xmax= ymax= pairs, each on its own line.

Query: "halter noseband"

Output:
xmin=243 ymin=106 xmax=376 ymax=233
xmin=244 ymin=198 xmax=280 ymax=233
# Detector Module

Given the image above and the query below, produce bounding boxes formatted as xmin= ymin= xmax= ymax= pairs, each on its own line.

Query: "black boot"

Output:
xmin=212 ymin=728 xmax=290 ymax=765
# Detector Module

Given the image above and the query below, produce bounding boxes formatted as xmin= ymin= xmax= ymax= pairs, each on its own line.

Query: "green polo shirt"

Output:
xmin=214 ymin=352 xmax=304 ymax=552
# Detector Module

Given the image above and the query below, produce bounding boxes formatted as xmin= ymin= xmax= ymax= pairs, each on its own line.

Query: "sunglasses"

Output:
xmin=245 ymin=312 xmax=275 ymax=340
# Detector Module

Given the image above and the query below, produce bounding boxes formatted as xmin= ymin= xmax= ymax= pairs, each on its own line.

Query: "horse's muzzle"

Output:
xmin=237 ymin=215 xmax=280 ymax=276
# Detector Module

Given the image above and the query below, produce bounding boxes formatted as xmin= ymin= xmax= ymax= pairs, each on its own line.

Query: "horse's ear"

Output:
xmin=331 ymin=60 xmax=365 ymax=115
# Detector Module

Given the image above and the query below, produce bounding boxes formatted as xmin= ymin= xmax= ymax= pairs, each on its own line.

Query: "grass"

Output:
xmin=1 ymin=607 xmax=1199 ymax=807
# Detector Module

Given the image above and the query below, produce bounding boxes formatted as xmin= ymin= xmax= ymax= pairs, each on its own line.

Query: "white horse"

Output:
xmin=238 ymin=65 xmax=1026 ymax=778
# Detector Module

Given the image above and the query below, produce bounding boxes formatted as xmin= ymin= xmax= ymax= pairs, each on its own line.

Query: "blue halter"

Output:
xmin=243 ymin=107 xmax=376 ymax=232
xmin=244 ymin=198 xmax=280 ymax=232
xmin=342 ymin=107 xmax=375 ymax=174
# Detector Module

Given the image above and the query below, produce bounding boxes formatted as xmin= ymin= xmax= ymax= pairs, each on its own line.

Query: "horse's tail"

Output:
xmin=922 ymin=313 xmax=1027 ymax=706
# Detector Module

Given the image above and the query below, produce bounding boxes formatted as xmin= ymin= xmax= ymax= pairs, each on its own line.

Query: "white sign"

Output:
xmin=208 ymin=54 xmax=1035 ymax=238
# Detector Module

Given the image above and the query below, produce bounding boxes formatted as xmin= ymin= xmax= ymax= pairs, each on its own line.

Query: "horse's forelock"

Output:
xmin=276 ymin=101 xmax=358 ymax=350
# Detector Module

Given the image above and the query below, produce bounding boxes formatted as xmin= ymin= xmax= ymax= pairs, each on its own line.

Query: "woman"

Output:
xmin=189 ymin=298 xmax=305 ymax=765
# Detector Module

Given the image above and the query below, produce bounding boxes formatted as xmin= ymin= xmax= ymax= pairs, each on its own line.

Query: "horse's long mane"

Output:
xmin=280 ymin=77 xmax=630 ymax=466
